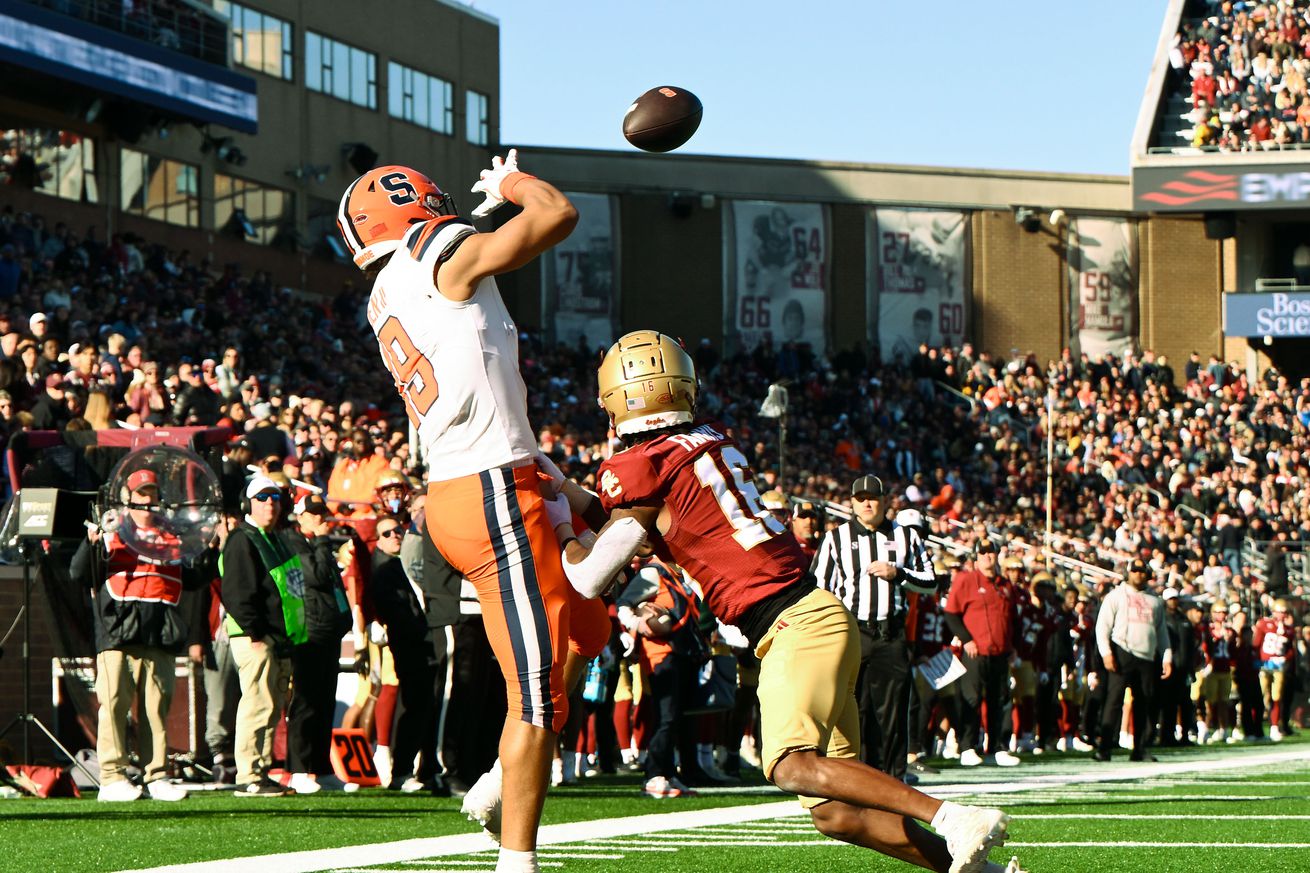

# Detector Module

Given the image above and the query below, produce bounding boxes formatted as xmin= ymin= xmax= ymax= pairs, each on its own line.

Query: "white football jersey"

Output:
xmin=366 ymin=218 xmax=536 ymax=482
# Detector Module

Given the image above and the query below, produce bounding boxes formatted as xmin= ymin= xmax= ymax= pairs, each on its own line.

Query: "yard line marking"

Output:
xmin=534 ymin=852 xmax=626 ymax=859
xmin=586 ymin=839 xmax=839 ymax=848
xmin=1017 ymin=814 xmax=1310 ymax=820
xmin=1007 ymin=842 xmax=1310 ymax=849
xmin=125 ymin=748 xmax=1310 ymax=873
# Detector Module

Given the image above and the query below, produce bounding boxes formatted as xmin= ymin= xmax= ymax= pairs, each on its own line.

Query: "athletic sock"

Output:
xmin=930 ymin=800 xmax=965 ymax=832
xmin=496 ymin=848 xmax=539 ymax=872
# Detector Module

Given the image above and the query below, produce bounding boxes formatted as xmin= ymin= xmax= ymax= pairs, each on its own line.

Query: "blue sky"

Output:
xmin=470 ymin=1 xmax=1168 ymax=176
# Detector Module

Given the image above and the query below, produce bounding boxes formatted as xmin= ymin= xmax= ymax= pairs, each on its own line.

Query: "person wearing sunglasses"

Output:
xmin=219 ymin=475 xmax=308 ymax=797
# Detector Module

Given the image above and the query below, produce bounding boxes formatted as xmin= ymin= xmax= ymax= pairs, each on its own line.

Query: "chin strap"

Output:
xmin=563 ymin=517 xmax=647 ymax=599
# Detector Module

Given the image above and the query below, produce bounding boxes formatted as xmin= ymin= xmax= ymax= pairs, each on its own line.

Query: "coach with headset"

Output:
xmin=812 ymin=475 xmax=938 ymax=782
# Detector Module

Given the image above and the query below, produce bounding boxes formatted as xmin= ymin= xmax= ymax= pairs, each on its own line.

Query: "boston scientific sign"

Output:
xmin=1224 ymin=292 xmax=1310 ymax=338
xmin=1134 ymin=164 xmax=1310 ymax=212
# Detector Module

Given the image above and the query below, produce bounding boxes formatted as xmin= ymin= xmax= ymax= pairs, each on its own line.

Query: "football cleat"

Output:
xmin=941 ymin=805 xmax=1010 ymax=873
xmin=959 ymin=749 xmax=983 ymax=767
xmin=461 ymin=762 xmax=503 ymax=843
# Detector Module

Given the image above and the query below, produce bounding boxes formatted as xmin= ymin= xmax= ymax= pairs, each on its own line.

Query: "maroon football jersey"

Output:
xmin=1202 ymin=621 xmax=1233 ymax=672
xmin=906 ymin=591 xmax=950 ymax=658
xmin=1014 ymin=598 xmax=1056 ymax=667
xmin=597 ymin=422 xmax=809 ymax=628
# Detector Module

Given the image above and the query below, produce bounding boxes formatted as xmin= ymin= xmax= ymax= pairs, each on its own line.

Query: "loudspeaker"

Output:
xmin=1204 ymin=212 xmax=1236 ymax=240
xmin=345 ymin=143 xmax=379 ymax=175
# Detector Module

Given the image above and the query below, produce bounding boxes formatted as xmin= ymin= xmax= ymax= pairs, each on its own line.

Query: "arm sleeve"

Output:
xmin=895 ymin=527 xmax=938 ymax=594
xmin=1095 ymin=592 xmax=1117 ymax=658
xmin=812 ymin=530 xmax=838 ymax=595
xmin=219 ymin=532 xmax=268 ymax=641
xmin=944 ymin=611 xmax=972 ymax=644
xmin=70 ymin=538 xmax=95 ymax=587
xmin=1156 ymin=603 xmax=1173 ymax=665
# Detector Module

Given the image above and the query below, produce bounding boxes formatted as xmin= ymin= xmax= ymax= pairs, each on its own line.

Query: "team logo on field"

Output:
xmin=601 ymin=469 xmax=623 ymax=499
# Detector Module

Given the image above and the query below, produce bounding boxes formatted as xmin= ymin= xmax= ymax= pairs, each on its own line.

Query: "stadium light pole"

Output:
xmin=758 ymin=383 xmax=789 ymax=491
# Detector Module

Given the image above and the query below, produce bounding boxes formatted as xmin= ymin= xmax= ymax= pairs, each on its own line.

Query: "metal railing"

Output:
xmin=24 ymin=0 xmax=231 ymax=67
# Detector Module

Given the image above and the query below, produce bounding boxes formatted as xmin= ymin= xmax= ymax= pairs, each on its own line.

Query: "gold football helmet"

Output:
xmin=598 ymin=330 xmax=697 ymax=436
xmin=374 ymin=470 xmax=411 ymax=494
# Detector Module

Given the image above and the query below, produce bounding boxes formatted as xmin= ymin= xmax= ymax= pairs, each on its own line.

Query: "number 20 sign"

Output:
xmin=330 ymin=728 xmax=382 ymax=786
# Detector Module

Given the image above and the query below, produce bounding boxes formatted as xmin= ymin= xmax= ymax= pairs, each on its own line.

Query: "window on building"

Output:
xmin=212 ymin=1 xmax=293 ymax=80
xmin=214 ymin=174 xmax=293 ymax=245
xmin=120 ymin=149 xmax=199 ymax=227
xmin=305 ymin=32 xmax=376 ymax=109
xmin=308 ymin=197 xmax=350 ymax=262
xmin=0 ymin=129 xmax=99 ymax=203
xmin=387 ymin=62 xmax=453 ymax=134
xmin=466 ymin=89 xmax=489 ymax=146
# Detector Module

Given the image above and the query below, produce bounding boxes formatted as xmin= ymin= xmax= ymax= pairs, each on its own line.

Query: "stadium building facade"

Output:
xmin=0 ymin=0 xmax=1246 ymax=375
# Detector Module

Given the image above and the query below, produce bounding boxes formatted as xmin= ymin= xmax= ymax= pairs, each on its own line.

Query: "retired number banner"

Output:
xmin=872 ymin=208 xmax=968 ymax=363
xmin=543 ymin=192 xmax=619 ymax=349
xmin=726 ymin=201 xmax=829 ymax=354
xmin=1066 ymin=217 xmax=1138 ymax=359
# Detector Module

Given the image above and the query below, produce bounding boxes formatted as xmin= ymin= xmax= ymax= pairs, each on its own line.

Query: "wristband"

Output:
xmin=500 ymin=172 xmax=536 ymax=205
xmin=560 ymin=536 xmax=578 ymax=551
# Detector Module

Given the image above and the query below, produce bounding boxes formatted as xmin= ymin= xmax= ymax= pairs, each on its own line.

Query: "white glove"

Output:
xmin=470 ymin=148 xmax=521 ymax=219
xmin=368 ymin=621 xmax=388 ymax=646
xmin=536 ymin=451 xmax=565 ymax=498
xmin=619 ymin=631 xmax=636 ymax=658
xmin=617 ymin=604 xmax=640 ymax=634
xmin=545 ymin=493 xmax=573 ymax=531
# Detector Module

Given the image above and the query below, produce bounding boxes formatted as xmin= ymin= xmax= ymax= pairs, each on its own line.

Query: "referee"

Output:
xmin=812 ymin=475 xmax=938 ymax=781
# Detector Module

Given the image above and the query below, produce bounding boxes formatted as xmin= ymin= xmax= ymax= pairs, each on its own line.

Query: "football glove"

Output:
xmin=470 ymin=148 xmax=521 ymax=219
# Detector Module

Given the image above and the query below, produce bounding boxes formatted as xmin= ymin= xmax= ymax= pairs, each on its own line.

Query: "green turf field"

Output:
xmin=4 ymin=737 xmax=1308 ymax=872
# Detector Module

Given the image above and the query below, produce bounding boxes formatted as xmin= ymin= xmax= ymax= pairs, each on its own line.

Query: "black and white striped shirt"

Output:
xmin=812 ymin=519 xmax=937 ymax=623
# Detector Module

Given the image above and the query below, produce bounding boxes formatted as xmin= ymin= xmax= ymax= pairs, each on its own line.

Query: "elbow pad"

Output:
xmin=563 ymin=517 xmax=647 ymax=599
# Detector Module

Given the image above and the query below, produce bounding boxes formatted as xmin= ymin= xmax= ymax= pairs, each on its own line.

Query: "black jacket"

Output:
xmin=284 ymin=529 xmax=352 ymax=645
xmin=219 ymin=521 xmax=303 ymax=655
xmin=418 ymin=520 xmax=461 ymax=628
xmin=72 ymin=538 xmax=214 ymax=654
xmin=371 ymin=550 xmax=428 ymax=648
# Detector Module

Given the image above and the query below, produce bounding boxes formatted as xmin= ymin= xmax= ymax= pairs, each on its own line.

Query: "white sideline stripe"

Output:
xmin=1019 ymin=814 xmax=1310 ymax=820
xmin=1008 ymin=842 xmax=1310 ymax=849
xmin=123 ymin=749 xmax=1310 ymax=873
xmin=534 ymin=852 xmax=625 ymax=859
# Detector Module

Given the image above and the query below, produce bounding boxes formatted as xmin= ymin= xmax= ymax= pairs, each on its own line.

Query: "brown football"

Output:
xmin=622 ymin=86 xmax=702 ymax=153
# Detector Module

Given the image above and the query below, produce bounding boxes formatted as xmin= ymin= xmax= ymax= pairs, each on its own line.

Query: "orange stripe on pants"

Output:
xmin=427 ymin=463 xmax=570 ymax=732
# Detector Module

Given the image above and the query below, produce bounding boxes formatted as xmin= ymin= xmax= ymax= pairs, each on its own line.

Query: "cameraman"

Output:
xmin=72 ymin=470 xmax=199 ymax=802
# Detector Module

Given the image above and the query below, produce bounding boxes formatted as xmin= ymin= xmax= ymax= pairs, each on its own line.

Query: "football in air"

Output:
xmin=622 ymin=86 xmax=702 ymax=152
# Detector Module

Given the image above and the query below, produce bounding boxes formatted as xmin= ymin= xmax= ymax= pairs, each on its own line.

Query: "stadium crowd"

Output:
xmin=1173 ymin=0 xmax=1310 ymax=151
xmin=0 ymin=197 xmax=1307 ymax=798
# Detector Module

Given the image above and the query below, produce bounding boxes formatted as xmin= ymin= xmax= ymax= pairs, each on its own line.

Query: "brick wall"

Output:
xmin=1139 ymin=216 xmax=1225 ymax=372
xmin=972 ymin=210 xmax=1066 ymax=365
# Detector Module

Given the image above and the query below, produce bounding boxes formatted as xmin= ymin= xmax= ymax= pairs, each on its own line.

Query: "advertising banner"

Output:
xmin=1067 ymin=217 xmax=1138 ymax=359
xmin=725 ymin=201 xmax=829 ymax=354
xmin=543 ymin=192 xmax=618 ymax=349
xmin=871 ymin=209 xmax=968 ymax=363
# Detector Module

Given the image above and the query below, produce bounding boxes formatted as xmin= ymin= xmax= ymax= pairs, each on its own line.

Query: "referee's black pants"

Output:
xmin=856 ymin=627 xmax=910 ymax=780
xmin=1098 ymin=645 xmax=1158 ymax=759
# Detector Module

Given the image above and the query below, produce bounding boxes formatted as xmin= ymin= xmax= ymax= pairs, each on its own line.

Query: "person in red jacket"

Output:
xmin=1253 ymin=600 xmax=1295 ymax=741
xmin=943 ymin=541 xmax=1021 ymax=767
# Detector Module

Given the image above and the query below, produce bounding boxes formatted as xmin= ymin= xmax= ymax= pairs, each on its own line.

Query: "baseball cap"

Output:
xmin=793 ymin=501 xmax=818 ymax=519
xmin=295 ymin=494 xmax=329 ymax=516
xmin=1031 ymin=570 xmax=1055 ymax=587
xmin=44 ymin=373 xmax=66 ymax=389
xmin=851 ymin=475 xmax=885 ymax=497
xmin=760 ymin=489 xmax=788 ymax=511
xmin=975 ymin=540 xmax=999 ymax=555
xmin=126 ymin=469 xmax=158 ymax=493
xmin=245 ymin=474 xmax=281 ymax=499
xmin=1211 ymin=601 xmax=1230 ymax=613
xmin=251 ymin=402 xmax=273 ymax=421
xmin=29 ymin=313 xmax=46 ymax=329
xmin=1129 ymin=558 xmax=1149 ymax=574
xmin=1162 ymin=588 xmax=1180 ymax=601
